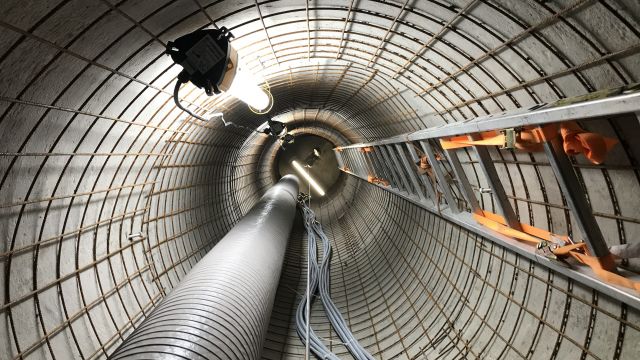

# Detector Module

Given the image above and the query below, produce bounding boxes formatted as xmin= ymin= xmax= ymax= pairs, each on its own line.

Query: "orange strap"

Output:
xmin=568 ymin=252 xmax=640 ymax=291
xmin=552 ymin=243 xmax=585 ymax=256
xmin=474 ymin=211 xmax=639 ymax=291
xmin=440 ymin=122 xmax=617 ymax=164
xmin=440 ymin=129 xmax=548 ymax=151
xmin=473 ymin=211 xmax=569 ymax=245
xmin=367 ymin=175 xmax=390 ymax=186
xmin=549 ymin=243 xmax=636 ymax=290
xmin=560 ymin=122 xmax=618 ymax=164
xmin=440 ymin=131 xmax=507 ymax=150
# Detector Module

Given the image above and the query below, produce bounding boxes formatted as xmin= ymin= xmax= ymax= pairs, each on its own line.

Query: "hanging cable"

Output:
xmin=296 ymin=198 xmax=374 ymax=360
xmin=173 ymin=79 xmax=296 ymax=150
xmin=306 ymin=167 xmax=311 ymax=360
xmin=295 ymin=195 xmax=340 ymax=360
xmin=173 ymin=80 xmax=261 ymax=133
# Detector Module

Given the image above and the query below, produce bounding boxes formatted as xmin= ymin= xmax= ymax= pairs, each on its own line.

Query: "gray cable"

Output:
xmin=296 ymin=200 xmax=374 ymax=360
xmin=296 ymin=197 xmax=339 ymax=359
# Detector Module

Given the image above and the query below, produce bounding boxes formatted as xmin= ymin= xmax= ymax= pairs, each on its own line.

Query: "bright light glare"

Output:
xmin=292 ymin=160 xmax=325 ymax=197
xmin=228 ymin=69 xmax=271 ymax=111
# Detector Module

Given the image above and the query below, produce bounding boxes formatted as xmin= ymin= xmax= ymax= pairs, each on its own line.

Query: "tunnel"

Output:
xmin=1 ymin=0 xmax=640 ymax=359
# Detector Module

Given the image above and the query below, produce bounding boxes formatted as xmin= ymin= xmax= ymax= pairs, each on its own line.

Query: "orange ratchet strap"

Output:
xmin=441 ymin=130 xmax=516 ymax=150
xmin=560 ymin=122 xmax=618 ymax=165
xmin=473 ymin=211 xmax=568 ymax=245
xmin=569 ymin=251 xmax=640 ymax=291
xmin=367 ymin=175 xmax=390 ymax=186
xmin=474 ymin=211 xmax=640 ymax=291
xmin=440 ymin=122 xmax=617 ymax=164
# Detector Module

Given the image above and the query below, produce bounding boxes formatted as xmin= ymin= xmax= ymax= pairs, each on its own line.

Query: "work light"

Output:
xmin=166 ymin=27 xmax=273 ymax=113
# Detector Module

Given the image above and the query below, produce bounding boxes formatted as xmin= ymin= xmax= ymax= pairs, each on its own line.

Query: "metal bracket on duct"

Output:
xmin=296 ymin=200 xmax=374 ymax=360
xmin=109 ymin=175 xmax=300 ymax=360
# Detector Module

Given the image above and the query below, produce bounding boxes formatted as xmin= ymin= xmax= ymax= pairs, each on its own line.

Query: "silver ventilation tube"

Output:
xmin=109 ymin=175 xmax=300 ymax=360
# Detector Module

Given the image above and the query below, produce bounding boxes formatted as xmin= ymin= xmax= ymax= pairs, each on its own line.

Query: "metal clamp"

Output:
xmin=536 ymin=240 xmax=560 ymax=260
xmin=499 ymin=128 xmax=520 ymax=149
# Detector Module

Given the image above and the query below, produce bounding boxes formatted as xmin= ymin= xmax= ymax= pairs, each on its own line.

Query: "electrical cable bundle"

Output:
xmin=296 ymin=200 xmax=375 ymax=360
xmin=295 ymin=200 xmax=340 ymax=360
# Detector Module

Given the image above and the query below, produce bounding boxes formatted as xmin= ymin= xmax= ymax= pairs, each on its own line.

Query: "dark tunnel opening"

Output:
xmin=275 ymin=134 xmax=342 ymax=200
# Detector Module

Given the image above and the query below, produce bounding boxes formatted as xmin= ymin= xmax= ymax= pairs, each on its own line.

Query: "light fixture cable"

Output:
xmin=173 ymin=79 xmax=261 ymax=134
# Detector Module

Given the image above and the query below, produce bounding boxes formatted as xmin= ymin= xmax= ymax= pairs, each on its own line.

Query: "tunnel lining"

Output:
xmin=0 ymin=0 xmax=639 ymax=359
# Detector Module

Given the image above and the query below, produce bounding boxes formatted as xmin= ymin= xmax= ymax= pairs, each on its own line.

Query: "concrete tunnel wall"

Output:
xmin=0 ymin=0 xmax=640 ymax=359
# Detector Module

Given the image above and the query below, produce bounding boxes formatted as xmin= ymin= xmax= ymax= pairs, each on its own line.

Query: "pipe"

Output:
xmin=109 ymin=175 xmax=300 ymax=360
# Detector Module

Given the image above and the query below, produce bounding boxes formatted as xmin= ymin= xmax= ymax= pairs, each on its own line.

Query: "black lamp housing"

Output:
xmin=166 ymin=27 xmax=237 ymax=96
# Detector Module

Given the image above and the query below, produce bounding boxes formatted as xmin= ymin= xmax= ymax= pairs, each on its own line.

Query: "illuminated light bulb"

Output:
xmin=227 ymin=69 xmax=271 ymax=112
xmin=292 ymin=160 xmax=326 ymax=197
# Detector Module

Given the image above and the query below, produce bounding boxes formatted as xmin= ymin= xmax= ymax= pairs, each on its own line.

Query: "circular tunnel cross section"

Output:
xmin=0 ymin=1 xmax=639 ymax=360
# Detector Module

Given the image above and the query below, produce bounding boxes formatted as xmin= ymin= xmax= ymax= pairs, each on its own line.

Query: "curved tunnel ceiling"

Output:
xmin=1 ymin=0 xmax=640 ymax=359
